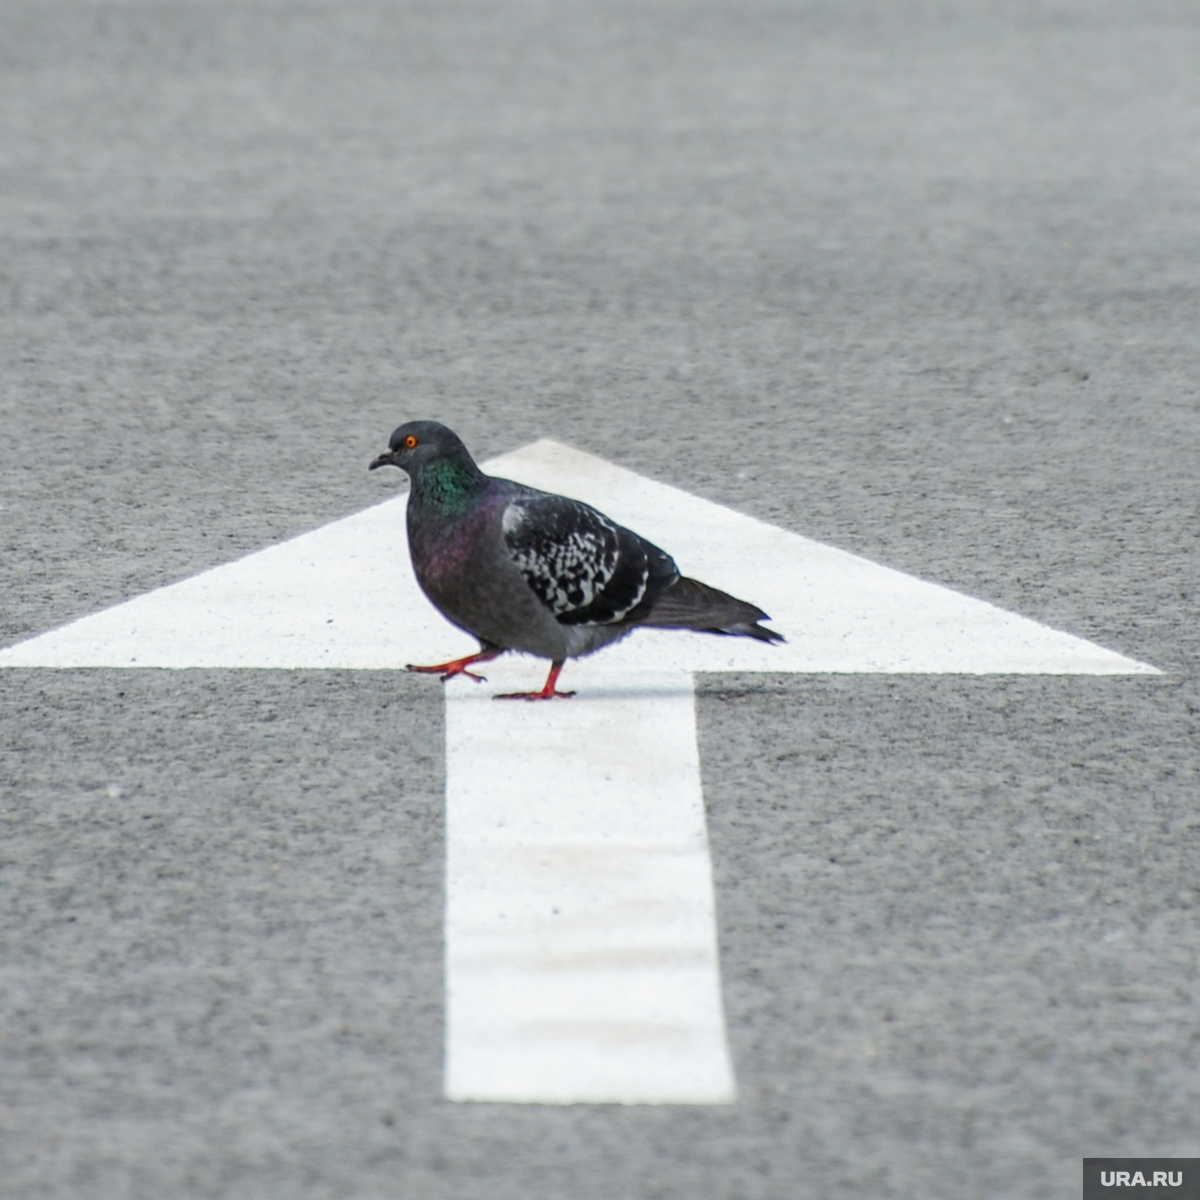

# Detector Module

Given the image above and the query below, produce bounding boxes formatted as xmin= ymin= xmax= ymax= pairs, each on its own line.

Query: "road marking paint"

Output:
xmin=0 ymin=440 xmax=1159 ymax=1105
xmin=0 ymin=439 xmax=1159 ymax=675
xmin=446 ymin=667 xmax=734 ymax=1104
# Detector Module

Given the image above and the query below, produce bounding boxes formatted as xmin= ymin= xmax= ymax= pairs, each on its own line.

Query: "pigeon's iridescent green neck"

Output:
xmin=414 ymin=455 xmax=486 ymax=515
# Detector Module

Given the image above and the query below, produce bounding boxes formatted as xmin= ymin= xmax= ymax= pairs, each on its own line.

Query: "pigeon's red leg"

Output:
xmin=407 ymin=648 xmax=500 ymax=683
xmin=494 ymin=659 xmax=576 ymax=701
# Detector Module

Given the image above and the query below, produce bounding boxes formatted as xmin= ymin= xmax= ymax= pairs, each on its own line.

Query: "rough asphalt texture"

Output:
xmin=2 ymin=2 xmax=1198 ymax=1197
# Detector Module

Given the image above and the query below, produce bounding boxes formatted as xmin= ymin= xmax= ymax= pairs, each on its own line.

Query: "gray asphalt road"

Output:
xmin=2 ymin=2 xmax=1199 ymax=1197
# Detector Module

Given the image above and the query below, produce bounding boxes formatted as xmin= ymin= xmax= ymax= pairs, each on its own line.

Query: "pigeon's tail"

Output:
xmin=637 ymin=576 xmax=784 ymax=643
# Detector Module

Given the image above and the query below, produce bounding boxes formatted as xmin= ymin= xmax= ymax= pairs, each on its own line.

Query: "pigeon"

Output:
xmin=369 ymin=421 xmax=782 ymax=699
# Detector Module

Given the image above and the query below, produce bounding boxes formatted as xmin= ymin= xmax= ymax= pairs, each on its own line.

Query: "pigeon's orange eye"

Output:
xmin=405 ymin=435 xmax=419 ymax=448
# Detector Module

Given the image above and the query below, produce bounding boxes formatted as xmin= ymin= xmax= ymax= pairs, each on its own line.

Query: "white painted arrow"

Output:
xmin=0 ymin=440 xmax=1158 ymax=1106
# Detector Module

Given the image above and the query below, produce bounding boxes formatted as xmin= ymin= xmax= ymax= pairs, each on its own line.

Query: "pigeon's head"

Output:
xmin=369 ymin=420 xmax=477 ymax=477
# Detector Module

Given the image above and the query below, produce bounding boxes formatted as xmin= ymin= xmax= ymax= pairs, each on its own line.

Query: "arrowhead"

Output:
xmin=0 ymin=440 xmax=1158 ymax=675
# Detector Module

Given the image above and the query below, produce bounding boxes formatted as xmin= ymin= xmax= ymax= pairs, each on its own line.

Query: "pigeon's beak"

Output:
xmin=369 ymin=450 xmax=398 ymax=471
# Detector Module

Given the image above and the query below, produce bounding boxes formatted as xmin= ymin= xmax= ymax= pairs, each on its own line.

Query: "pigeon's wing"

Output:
xmin=501 ymin=493 xmax=678 ymax=626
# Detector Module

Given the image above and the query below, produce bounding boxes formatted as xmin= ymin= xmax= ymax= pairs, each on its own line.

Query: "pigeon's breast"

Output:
xmin=408 ymin=499 xmax=496 ymax=597
xmin=407 ymin=495 xmax=570 ymax=657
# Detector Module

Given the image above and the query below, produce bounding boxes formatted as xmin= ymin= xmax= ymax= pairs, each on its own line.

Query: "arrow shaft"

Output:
xmin=444 ymin=667 xmax=736 ymax=1104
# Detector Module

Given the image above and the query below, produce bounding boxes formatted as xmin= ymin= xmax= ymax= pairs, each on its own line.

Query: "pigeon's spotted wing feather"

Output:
xmin=502 ymin=494 xmax=677 ymax=626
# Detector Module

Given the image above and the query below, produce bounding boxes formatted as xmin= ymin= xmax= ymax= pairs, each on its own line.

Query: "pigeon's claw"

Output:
xmin=494 ymin=688 xmax=575 ymax=701
xmin=407 ymin=649 xmax=500 ymax=683
xmin=493 ymin=660 xmax=575 ymax=701
xmin=436 ymin=666 xmax=487 ymax=683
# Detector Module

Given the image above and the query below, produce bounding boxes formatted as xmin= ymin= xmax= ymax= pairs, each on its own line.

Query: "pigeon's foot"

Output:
xmin=407 ymin=649 xmax=500 ymax=683
xmin=494 ymin=687 xmax=576 ymax=701
xmin=494 ymin=660 xmax=576 ymax=701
